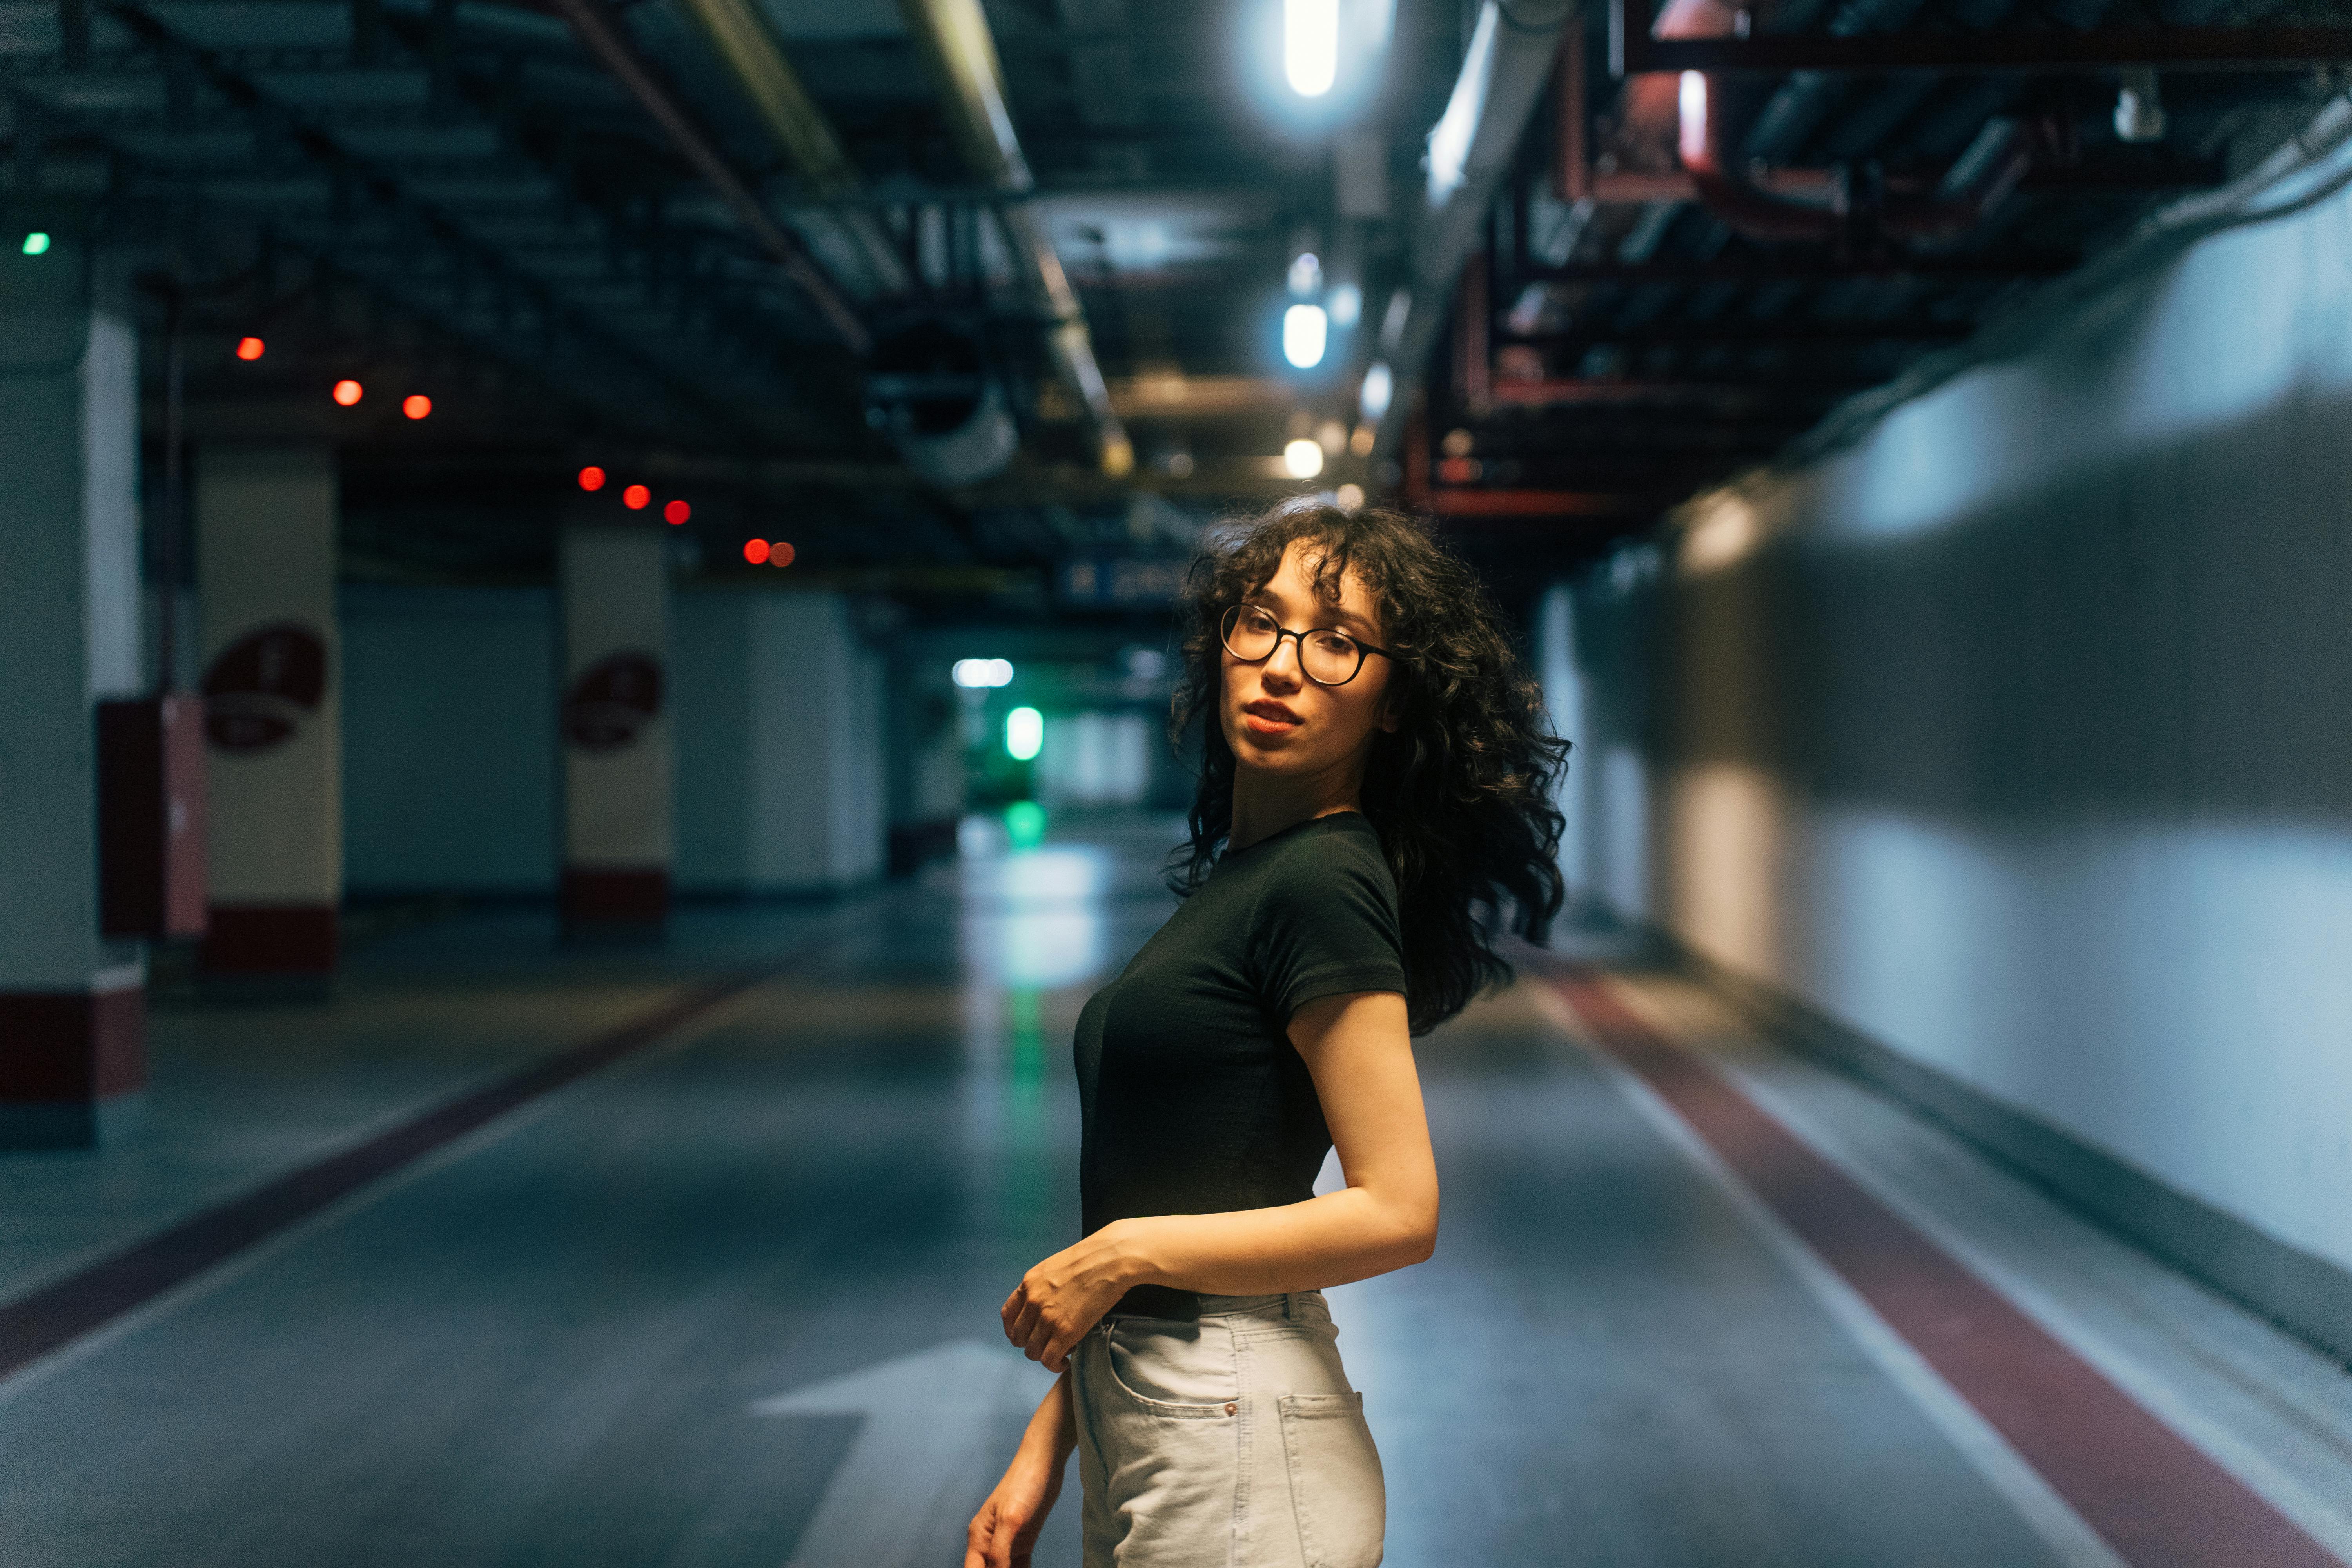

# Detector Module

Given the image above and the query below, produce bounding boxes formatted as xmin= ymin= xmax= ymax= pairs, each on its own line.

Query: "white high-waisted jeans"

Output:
xmin=1070 ymin=1290 xmax=1385 ymax=1567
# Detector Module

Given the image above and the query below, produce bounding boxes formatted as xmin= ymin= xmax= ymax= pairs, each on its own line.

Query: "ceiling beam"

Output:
xmin=1426 ymin=488 xmax=1667 ymax=518
xmin=27 ymin=15 xmax=769 ymax=439
xmin=541 ymin=0 xmax=871 ymax=352
xmin=1500 ymin=319 xmax=1976 ymax=345
xmin=1611 ymin=0 xmax=2352 ymax=74
xmin=898 ymin=0 xmax=1134 ymax=478
xmin=1488 ymin=377 xmax=1860 ymax=406
xmin=49 ymin=4 xmax=847 ymax=432
xmin=667 ymin=0 xmax=910 ymax=294
xmin=1523 ymin=256 xmax=2078 ymax=282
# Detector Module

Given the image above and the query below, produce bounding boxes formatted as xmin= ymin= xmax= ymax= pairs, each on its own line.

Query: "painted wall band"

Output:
xmin=1671 ymin=934 xmax=2352 ymax=1367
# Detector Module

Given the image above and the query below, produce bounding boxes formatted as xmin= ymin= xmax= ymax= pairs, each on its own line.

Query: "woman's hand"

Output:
xmin=1000 ymin=991 xmax=1435 ymax=1370
xmin=964 ymin=1442 xmax=1065 ymax=1568
xmin=967 ymin=1374 xmax=1075 ymax=1568
xmin=1002 ymin=1223 xmax=1144 ymax=1373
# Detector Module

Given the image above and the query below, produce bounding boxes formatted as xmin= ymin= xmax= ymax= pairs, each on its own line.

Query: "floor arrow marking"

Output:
xmin=752 ymin=1338 xmax=1044 ymax=1568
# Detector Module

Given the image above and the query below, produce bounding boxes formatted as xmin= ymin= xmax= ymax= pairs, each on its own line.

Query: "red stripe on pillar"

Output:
xmin=201 ymin=905 xmax=338 ymax=973
xmin=1553 ymin=969 xmax=2343 ymax=1568
xmin=0 ymin=988 xmax=147 ymax=1102
xmin=562 ymin=867 xmax=669 ymax=926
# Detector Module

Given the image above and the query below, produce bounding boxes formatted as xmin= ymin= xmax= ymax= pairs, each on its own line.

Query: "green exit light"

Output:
xmin=1005 ymin=706 xmax=1043 ymax=761
xmin=21 ymin=232 xmax=51 ymax=256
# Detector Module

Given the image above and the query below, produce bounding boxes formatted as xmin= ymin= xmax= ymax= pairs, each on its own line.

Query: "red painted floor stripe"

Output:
xmin=0 ymin=971 xmax=774 ymax=1383
xmin=1554 ymin=968 xmax=2343 ymax=1568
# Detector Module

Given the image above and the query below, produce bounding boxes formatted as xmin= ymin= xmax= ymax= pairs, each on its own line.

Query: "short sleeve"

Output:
xmin=1251 ymin=828 xmax=1407 ymax=1023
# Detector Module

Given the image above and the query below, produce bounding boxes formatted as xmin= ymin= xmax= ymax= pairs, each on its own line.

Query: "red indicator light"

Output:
xmin=770 ymin=541 xmax=795 ymax=567
xmin=622 ymin=484 xmax=651 ymax=510
xmin=403 ymin=394 xmax=432 ymax=420
xmin=663 ymin=499 xmax=690 ymax=526
xmin=578 ymin=466 xmax=606 ymax=492
xmin=743 ymin=539 xmax=771 ymax=564
xmin=332 ymin=379 xmax=363 ymax=406
xmin=235 ymin=337 xmax=265 ymax=361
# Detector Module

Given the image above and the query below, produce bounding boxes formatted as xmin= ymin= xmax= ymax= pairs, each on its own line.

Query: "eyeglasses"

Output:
xmin=1220 ymin=603 xmax=1393 ymax=688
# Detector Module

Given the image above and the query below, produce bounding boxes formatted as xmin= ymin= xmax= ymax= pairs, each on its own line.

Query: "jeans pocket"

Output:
xmin=1104 ymin=1320 xmax=1238 ymax=1412
xmin=1277 ymin=1392 xmax=1385 ymax=1568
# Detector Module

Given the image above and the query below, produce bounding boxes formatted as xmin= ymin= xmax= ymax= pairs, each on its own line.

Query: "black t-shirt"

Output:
xmin=1074 ymin=811 xmax=1408 ymax=1256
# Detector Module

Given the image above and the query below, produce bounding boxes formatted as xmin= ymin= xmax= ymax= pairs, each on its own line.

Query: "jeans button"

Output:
xmin=1224 ymin=1403 xmax=1238 ymax=1416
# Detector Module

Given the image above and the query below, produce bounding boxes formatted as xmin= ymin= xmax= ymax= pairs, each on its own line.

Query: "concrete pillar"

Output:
xmin=195 ymin=446 xmax=342 ymax=978
xmin=0 ymin=239 xmax=148 ymax=1147
xmin=560 ymin=526 xmax=672 ymax=931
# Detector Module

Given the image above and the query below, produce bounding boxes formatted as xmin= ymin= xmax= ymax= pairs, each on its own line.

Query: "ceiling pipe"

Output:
xmin=668 ymin=0 xmax=911 ymax=296
xmin=544 ymin=0 xmax=871 ymax=354
xmin=1675 ymin=71 xmax=1840 ymax=241
xmin=1675 ymin=68 xmax=2033 ymax=246
xmin=1370 ymin=0 xmax=1579 ymax=461
xmin=1775 ymin=91 xmax=2352 ymax=468
xmin=1554 ymin=25 xmax=1842 ymax=205
xmin=1630 ymin=0 xmax=2033 ymax=247
xmin=896 ymin=0 xmax=1134 ymax=478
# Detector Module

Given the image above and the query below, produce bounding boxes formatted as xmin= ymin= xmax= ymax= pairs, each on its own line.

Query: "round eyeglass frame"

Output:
xmin=1219 ymin=603 xmax=1394 ymax=688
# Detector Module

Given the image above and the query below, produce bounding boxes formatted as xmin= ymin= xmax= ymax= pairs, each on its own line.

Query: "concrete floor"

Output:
xmin=4 ymin=814 xmax=2351 ymax=1566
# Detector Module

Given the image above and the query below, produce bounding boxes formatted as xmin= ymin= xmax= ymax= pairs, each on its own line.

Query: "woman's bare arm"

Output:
xmin=1002 ymin=990 xmax=1437 ymax=1370
xmin=966 ymin=1372 xmax=1076 ymax=1568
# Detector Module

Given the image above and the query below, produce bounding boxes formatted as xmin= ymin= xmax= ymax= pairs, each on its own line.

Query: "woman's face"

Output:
xmin=1220 ymin=538 xmax=1397 ymax=786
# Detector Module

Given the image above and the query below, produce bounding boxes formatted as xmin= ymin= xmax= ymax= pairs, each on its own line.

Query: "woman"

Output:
xmin=967 ymin=499 xmax=1568 ymax=1567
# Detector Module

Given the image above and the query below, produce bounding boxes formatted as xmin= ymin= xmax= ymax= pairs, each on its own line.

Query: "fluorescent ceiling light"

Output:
xmin=1425 ymin=2 xmax=1501 ymax=203
xmin=1283 ymin=303 xmax=1328 ymax=369
xmin=1005 ymin=706 xmax=1044 ymax=760
xmin=1284 ymin=0 xmax=1339 ymax=96
xmin=953 ymin=658 xmax=1015 ymax=688
xmin=1359 ymin=361 xmax=1393 ymax=421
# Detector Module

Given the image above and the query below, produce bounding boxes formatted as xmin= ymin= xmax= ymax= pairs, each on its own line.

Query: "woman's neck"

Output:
xmin=1227 ymin=764 xmax=1363 ymax=854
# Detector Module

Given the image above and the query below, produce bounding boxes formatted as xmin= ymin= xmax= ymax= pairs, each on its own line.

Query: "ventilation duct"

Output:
xmin=1370 ymin=0 xmax=1578 ymax=460
xmin=897 ymin=0 xmax=1134 ymax=478
xmin=864 ymin=317 xmax=1020 ymax=487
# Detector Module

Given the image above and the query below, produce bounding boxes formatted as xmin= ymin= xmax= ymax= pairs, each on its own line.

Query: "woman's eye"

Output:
xmin=1310 ymin=632 xmax=1353 ymax=656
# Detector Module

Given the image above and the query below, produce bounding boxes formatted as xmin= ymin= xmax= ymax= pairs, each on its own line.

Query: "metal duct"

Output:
xmin=669 ymin=0 xmax=912 ymax=297
xmin=865 ymin=316 xmax=1022 ymax=487
xmin=544 ymin=0 xmax=870 ymax=353
xmin=1782 ymin=91 xmax=2352 ymax=466
xmin=897 ymin=0 xmax=1135 ymax=479
xmin=1646 ymin=0 xmax=2031 ymax=247
xmin=1370 ymin=0 xmax=1578 ymax=460
xmin=1674 ymin=64 xmax=2031 ymax=247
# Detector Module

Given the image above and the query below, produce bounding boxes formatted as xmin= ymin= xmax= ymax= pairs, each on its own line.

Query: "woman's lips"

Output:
xmin=1241 ymin=700 xmax=1302 ymax=735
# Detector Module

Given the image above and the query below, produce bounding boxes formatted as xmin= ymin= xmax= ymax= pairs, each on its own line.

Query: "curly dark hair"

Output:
xmin=1167 ymin=499 xmax=1569 ymax=1034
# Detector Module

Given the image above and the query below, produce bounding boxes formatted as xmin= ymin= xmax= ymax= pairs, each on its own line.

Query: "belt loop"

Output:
xmin=1284 ymin=1291 xmax=1302 ymax=1321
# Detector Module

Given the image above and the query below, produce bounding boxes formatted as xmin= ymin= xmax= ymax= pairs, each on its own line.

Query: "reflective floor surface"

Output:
xmin=5 ymin=813 xmax=2352 ymax=1566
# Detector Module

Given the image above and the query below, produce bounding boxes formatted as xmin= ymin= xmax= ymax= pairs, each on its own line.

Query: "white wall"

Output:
xmin=344 ymin=584 xmax=884 ymax=896
xmin=1037 ymin=710 xmax=1152 ymax=808
xmin=1545 ymin=555 xmax=1662 ymax=924
xmin=1544 ymin=170 xmax=2352 ymax=1292
xmin=673 ymin=589 xmax=884 ymax=893
xmin=342 ymin=584 xmax=557 ymax=894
